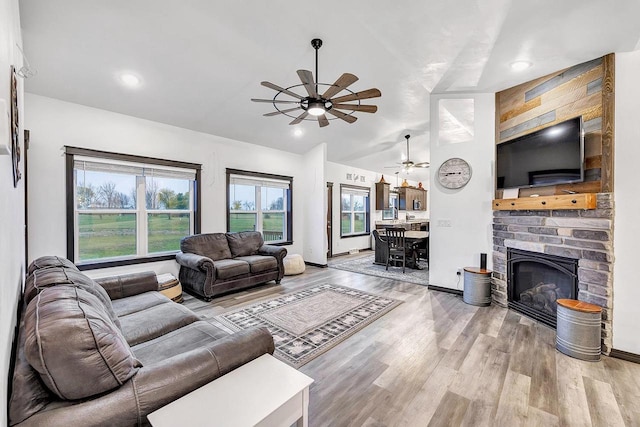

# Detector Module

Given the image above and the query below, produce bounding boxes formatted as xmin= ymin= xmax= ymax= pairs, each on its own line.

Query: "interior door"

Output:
xmin=326 ymin=182 xmax=333 ymax=258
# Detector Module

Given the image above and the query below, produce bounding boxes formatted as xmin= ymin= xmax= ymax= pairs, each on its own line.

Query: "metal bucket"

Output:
xmin=463 ymin=269 xmax=491 ymax=306
xmin=556 ymin=302 xmax=602 ymax=361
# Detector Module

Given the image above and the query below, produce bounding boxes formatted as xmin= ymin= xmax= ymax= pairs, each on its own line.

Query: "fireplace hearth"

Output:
xmin=507 ymin=248 xmax=578 ymax=328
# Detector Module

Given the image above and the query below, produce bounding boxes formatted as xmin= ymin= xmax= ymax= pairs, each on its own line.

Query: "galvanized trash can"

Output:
xmin=556 ymin=299 xmax=602 ymax=361
xmin=463 ymin=267 xmax=492 ymax=306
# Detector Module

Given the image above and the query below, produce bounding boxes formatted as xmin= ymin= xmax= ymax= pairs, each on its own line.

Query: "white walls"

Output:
xmin=613 ymin=50 xmax=640 ymax=355
xmin=25 ymin=94 xmax=307 ymax=278
xmin=0 ymin=0 xmax=24 ymax=424
xmin=428 ymin=94 xmax=495 ymax=290
xmin=301 ymin=143 xmax=327 ymax=265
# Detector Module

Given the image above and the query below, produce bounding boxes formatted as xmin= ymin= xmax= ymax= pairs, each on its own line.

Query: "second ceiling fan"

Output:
xmin=386 ymin=135 xmax=429 ymax=172
xmin=251 ymin=38 xmax=382 ymax=128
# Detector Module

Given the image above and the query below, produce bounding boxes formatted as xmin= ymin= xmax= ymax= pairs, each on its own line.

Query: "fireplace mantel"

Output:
xmin=492 ymin=193 xmax=597 ymax=211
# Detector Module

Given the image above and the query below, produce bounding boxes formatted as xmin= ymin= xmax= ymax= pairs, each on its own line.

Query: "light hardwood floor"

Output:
xmin=183 ymin=259 xmax=640 ymax=427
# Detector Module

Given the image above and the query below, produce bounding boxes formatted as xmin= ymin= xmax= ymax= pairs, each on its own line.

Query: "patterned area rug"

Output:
xmin=214 ymin=284 xmax=402 ymax=368
xmin=330 ymin=253 xmax=429 ymax=286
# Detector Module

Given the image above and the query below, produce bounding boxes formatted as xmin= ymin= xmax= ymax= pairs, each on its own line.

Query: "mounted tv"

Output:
xmin=496 ymin=116 xmax=584 ymax=189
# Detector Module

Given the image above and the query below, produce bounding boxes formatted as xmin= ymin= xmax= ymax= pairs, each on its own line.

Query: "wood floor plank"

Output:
xmin=528 ymin=322 xmax=559 ymax=415
xmin=601 ymin=357 xmax=640 ymax=426
xmin=427 ymin=390 xmax=470 ymax=427
xmin=459 ymin=345 xmax=510 ymax=426
xmin=494 ymin=370 xmax=531 ymax=426
xmin=555 ymin=352 xmax=592 ymax=426
xmin=526 ymin=406 xmax=560 ymax=427
xmin=508 ymin=321 xmax=536 ymax=377
xmin=179 ymin=257 xmax=640 ymax=426
xmin=398 ymin=365 xmax=458 ymax=425
xmin=583 ymin=376 xmax=626 ymax=427
xmin=482 ymin=304 xmax=509 ymax=338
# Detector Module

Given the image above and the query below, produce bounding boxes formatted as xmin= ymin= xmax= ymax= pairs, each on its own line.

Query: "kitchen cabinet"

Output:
xmin=398 ymin=187 xmax=427 ymax=211
xmin=375 ymin=182 xmax=390 ymax=210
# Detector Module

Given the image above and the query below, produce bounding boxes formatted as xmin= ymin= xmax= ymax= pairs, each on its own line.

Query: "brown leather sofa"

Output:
xmin=8 ymin=256 xmax=275 ymax=427
xmin=176 ymin=231 xmax=287 ymax=301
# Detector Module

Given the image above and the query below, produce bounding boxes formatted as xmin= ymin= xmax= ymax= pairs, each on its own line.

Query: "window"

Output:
xmin=341 ymin=185 xmax=370 ymax=237
xmin=226 ymin=169 xmax=292 ymax=244
xmin=66 ymin=147 xmax=201 ymax=268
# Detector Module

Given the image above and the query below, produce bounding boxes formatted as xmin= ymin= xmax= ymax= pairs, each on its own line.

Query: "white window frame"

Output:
xmin=340 ymin=185 xmax=371 ymax=237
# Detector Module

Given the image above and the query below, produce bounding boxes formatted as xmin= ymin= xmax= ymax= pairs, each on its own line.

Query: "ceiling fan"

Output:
xmin=386 ymin=135 xmax=429 ymax=172
xmin=251 ymin=38 xmax=382 ymax=128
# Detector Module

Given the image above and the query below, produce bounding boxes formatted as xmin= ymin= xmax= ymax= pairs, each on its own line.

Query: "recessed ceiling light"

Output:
xmin=119 ymin=73 xmax=141 ymax=87
xmin=293 ymin=128 xmax=303 ymax=137
xmin=510 ymin=60 xmax=532 ymax=71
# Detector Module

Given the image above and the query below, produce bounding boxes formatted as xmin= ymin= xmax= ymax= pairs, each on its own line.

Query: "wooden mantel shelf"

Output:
xmin=492 ymin=193 xmax=597 ymax=211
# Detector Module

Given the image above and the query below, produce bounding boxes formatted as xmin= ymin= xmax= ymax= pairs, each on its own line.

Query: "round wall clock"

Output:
xmin=437 ymin=158 xmax=472 ymax=189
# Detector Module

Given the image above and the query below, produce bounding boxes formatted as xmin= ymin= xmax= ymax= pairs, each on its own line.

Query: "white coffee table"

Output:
xmin=147 ymin=354 xmax=314 ymax=427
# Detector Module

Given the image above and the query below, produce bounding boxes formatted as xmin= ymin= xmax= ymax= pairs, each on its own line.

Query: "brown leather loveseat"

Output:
xmin=176 ymin=231 xmax=287 ymax=301
xmin=8 ymin=256 xmax=274 ymax=427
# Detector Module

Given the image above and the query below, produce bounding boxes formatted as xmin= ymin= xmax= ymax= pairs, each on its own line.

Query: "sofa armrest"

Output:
xmin=14 ymin=328 xmax=275 ymax=427
xmin=175 ymin=251 xmax=215 ymax=271
xmin=258 ymin=245 xmax=287 ymax=281
xmin=258 ymin=244 xmax=287 ymax=260
xmin=94 ymin=271 xmax=159 ymax=301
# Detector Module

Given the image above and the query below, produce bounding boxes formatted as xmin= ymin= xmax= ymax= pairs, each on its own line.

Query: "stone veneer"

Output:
xmin=491 ymin=193 xmax=613 ymax=353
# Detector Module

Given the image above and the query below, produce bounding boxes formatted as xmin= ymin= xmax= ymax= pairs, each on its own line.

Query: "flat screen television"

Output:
xmin=496 ymin=116 xmax=584 ymax=189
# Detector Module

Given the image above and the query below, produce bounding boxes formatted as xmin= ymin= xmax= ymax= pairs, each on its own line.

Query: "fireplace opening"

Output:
xmin=507 ymin=248 xmax=578 ymax=328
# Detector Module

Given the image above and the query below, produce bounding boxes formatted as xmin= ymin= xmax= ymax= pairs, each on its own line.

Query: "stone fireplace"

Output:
xmin=491 ymin=193 xmax=613 ymax=352
xmin=507 ymin=248 xmax=578 ymax=328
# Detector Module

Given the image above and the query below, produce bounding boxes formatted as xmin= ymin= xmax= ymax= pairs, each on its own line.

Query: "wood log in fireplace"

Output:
xmin=519 ymin=282 xmax=568 ymax=316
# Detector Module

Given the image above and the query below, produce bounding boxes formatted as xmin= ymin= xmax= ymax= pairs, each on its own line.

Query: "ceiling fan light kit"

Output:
xmin=251 ymin=38 xmax=381 ymax=127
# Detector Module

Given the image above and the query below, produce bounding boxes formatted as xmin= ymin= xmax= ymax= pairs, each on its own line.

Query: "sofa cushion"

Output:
xmin=118 ymin=301 xmax=201 ymax=346
xmin=214 ymin=259 xmax=251 ymax=280
xmin=7 ymin=317 xmax=52 ymax=426
xmin=111 ymin=291 xmax=171 ymax=317
xmin=226 ymin=231 xmax=264 ymax=257
xmin=181 ymin=233 xmax=232 ymax=261
xmin=24 ymin=286 xmax=140 ymax=400
xmin=235 ymin=255 xmax=278 ymax=274
xmin=24 ymin=267 xmax=121 ymax=330
xmin=131 ymin=321 xmax=229 ymax=365
xmin=27 ymin=255 xmax=78 ymax=276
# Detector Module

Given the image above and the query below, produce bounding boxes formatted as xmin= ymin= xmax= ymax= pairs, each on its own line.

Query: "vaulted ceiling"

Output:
xmin=19 ymin=0 xmax=640 ymax=182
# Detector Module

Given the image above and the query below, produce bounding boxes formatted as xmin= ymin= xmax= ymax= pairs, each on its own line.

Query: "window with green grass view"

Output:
xmin=69 ymin=151 xmax=200 ymax=265
xmin=227 ymin=170 xmax=292 ymax=244
xmin=341 ymin=185 xmax=370 ymax=237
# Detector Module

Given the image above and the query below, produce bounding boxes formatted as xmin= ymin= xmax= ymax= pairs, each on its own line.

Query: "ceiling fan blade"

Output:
xmin=297 ymin=70 xmax=318 ymax=98
xmin=322 ymin=73 xmax=359 ymax=99
xmin=414 ymin=162 xmax=430 ymax=168
xmin=331 ymin=88 xmax=381 ymax=103
xmin=317 ymin=114 xmax=330 ymax=128
xmin=261 ymin=81 xmax=304 ymax=100
xmin=263 ymin=107 xmax=301 ymax=117
xmin=289 ymin=111 xmax=309 ymax=125
xmin=325 ymin=108 xmax=357 ymax=124
xmin=333 ymin=103 xmax=378 ymax=113
xmin=251 ymin=98 xmax=300 ymax=104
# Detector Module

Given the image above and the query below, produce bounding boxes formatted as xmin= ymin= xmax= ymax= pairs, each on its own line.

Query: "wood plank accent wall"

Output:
xmin=495 ymin=54 xmax=615 ymax=198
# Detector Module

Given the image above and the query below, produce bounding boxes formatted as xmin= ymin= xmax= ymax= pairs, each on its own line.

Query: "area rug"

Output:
xmin=213 ymin=284 xmax=402 ymax=368
xmin=330 ymin=253 xmax=429 ymax=286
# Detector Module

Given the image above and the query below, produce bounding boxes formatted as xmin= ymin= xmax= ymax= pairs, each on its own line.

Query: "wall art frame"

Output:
xmin=10 ymin=65 xmax=21 ymax=187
